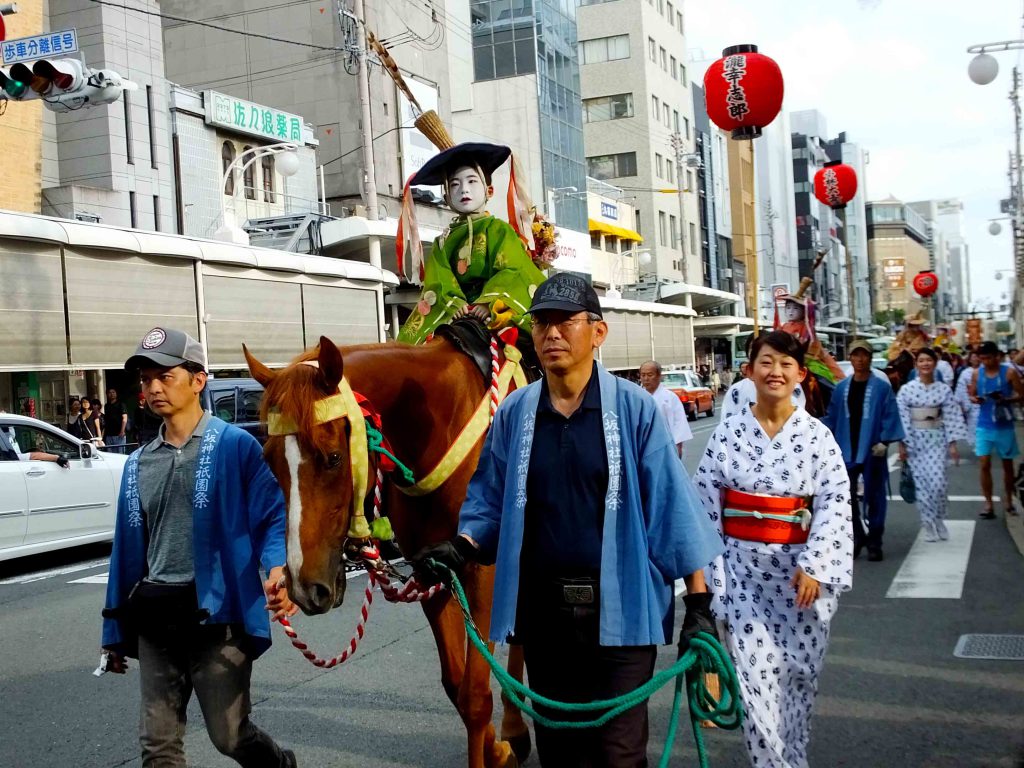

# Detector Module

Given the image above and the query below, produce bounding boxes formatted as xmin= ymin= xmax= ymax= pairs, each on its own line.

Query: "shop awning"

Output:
xmin=588 ymin=219 xmax=643 ymax=243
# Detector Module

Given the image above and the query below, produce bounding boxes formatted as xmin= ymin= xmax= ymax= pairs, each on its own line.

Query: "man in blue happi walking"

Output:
xmin=414 ymin=273 xmax=723 ymax=767
xmin=101 ymin=327 xmax=299 ymax=767
xmin=824 ymin=339 xmax=905 ymax=561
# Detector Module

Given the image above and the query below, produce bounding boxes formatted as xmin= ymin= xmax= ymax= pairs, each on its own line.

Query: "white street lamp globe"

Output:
xmin=989 ymin=220 xmax=1002 ymax=236
xmin=968 ymin=53 xmax=999 ymax=85
xmin=276 ymin=150 xmax=301 ymax=178
xmin=638 ymin=251 xmax=652 ymax=265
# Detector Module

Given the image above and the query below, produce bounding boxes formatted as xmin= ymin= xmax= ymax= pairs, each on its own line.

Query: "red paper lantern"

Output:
xmin=912 ymin=271 xmax=939 ymax=297
xmin=813 ymin=160 xmax=858 ymax=210
xmin=703 ymin=44 xmax=784 ymax=140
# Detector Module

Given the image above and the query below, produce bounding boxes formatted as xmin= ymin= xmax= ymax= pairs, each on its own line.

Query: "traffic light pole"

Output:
xmin=352 ymin=0 xmax=386 ymax=341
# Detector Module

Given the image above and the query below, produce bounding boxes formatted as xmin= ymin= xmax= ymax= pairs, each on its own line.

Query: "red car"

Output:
xmin=661 ymin=370 xmax=716 ymax=420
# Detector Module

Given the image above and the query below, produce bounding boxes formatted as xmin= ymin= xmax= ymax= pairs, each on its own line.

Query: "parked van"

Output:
xmin=201 ymin=377 xmax=266 ymax=443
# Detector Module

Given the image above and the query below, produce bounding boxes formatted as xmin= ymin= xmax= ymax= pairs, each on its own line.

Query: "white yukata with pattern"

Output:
xmin=953 ymin=367 xmax=980 ymax=445
xmin=896 ymin=380 xmax=967 ymax=527
xmin=693 ymin=405 xmax=852 ymax=768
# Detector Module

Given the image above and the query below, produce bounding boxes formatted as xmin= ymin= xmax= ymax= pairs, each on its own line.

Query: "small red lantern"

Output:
xmin=813 ymin=160 xmax=858 ymax=210
xmin=703 ymin=44 xmax=784 ymax=140
xmin=913 ymin=271 xmax=939 ymax=298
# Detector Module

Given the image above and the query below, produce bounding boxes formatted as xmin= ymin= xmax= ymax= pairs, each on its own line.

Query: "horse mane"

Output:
xmin=259 ymin=347 xmax=328 ymax=441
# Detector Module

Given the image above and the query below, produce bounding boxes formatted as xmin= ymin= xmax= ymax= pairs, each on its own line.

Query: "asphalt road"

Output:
xmin=2 ymin=408 xmax=1023 ymax=767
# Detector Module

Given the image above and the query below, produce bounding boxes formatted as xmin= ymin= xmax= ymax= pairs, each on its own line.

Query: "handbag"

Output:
xmin=900 ymin=464 xmax=916 ymax=504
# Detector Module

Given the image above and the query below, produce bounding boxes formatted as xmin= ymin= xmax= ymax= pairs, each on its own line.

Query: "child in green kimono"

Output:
xmin=396 ymin=142 xmax=546 ymax=345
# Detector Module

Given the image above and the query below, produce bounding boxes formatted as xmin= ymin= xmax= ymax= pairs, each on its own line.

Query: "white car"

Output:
xmin=0 ymin=413 xmax=127 ymax=562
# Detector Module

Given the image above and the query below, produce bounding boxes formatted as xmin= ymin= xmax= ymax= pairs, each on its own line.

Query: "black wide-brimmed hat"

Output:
xmin=412 ymin=142 xmax=511 ymax=186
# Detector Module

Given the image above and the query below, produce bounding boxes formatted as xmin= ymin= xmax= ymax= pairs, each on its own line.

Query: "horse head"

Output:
xmin=245 ymin=337 xmax=355 ymax=615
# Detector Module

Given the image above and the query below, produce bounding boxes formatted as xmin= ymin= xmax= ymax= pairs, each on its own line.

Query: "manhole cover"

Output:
xmin=954 ymin=634 xmax=1024 ymax=660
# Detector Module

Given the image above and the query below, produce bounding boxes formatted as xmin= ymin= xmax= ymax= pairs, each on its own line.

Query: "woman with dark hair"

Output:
xmin=897 ymin=348 xmax=967 ymax=540
xmin=85 ymin=396 xmax=105 ymax=445
xmin=693 ymin=329 xmax=852 ymax=768
xmin=64 ymin=397 xmax=90 ymax=440
xmin=954 ymin=351 xmax=982 ymax=447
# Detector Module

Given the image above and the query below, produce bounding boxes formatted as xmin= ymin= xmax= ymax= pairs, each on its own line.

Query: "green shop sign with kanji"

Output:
xmin=203 ymin=90 xmax=306 ymax=144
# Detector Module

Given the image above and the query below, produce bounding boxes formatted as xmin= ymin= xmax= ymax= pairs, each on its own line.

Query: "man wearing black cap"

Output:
xmin=414 ymin=274 xmax=723 ymax=766
xmin=101 ymin=327 xmax=298 ymax=767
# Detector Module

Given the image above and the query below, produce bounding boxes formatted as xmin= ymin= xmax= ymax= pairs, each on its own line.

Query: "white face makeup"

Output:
xmin=784 ymin=301 xmax=805 ymax=322
xmin=447 ymin=165 xmax=490 ymax=214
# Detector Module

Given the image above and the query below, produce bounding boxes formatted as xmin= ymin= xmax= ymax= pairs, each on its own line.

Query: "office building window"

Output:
xmin=243 ymin=145 xmax=256 ymax=200
xmin=659 ymin=211 xmax=668 ymax=246
xmin=262 ymin=154 xmax=275 ymax=203
xmin=676 ymin=10 xmax=683 ymax=33
xmin=670 ymin=55 xmax=677 ymax=79
xmin=583 ymin=92 xmax=634 ymax=122
xmin=221 ymin=141 xmax=236 ymax=196
xmin=580 ymin=34 xmax=630 ymax=64
xmin=587 ymin=152 xmax=638 ymax=179
xmin=667 ymin=1 xmax=674 ymax=21
xmin=648 ymin=37 xmax=656 ymax=62
xmin=471 ymin=0 xmax=537 ymax=80
xmin=680 ymin=64 xmax=687 ymax=86
xmin=683 ymin=115 xmax=690 ymax=138
xmin=652 ymin=95 xmax=659 ymax=118
xmin=655 ymin=152 xmax=664 ymax=178
xmin=669 ymin=214 xmax=677 ymax=248
xmin=591 ymin=232 xmax=602 ymax=249
xmin=673 ymin=109 xmax=680 ymax=132
xmin=123 ymin=91 xmax=134 ymax=165
xmin=153 ymin=195 xmax=160 ymax=232
xmin=146 ymin=85 xmax=158 ymax=169
xmin=663 ymin=103 xmax=670 ymax=127
xmin=657 ymin=0 xmax=664 ymax=12
xmin=659 ymin=47 xmax=667 ymax=71
xmin=129 ymin=191 xmax=137 ymax=228
xmin=666 ymin=161 xmax=674 ymax=183
xmin=635 ymin=208 xmax=642 ymax=234
xmin=689 ymin=222 xmax=697 ymax=255
xmin=686 ymin=169 xmax=694 ymax=190
xmin=604 ymin=235 xmax=618 ymax=253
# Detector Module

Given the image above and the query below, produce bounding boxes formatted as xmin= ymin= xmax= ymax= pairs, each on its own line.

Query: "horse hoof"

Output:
xmin=507 ymin=732 xmax=532 ymax=764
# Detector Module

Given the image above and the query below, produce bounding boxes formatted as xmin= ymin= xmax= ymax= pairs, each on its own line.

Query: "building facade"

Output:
xmin=867 ymin=197 xmax=932 ymax=323
xmin=908 ymin=198 xmax=971 ymax=318
xmin=0 ymin=0 xmax=45 ymax=214
xmin=577 ymin=0 xmax=700 ymax=293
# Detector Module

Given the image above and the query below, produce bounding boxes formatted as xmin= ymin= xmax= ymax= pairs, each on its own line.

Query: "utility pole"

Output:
xmin=350 ymin=0 xmax=386 ymax=340
xmin=670 ymin=132 xmax=690 ymax=287
xmin=840 ymin=207 xmax=858 ymax=337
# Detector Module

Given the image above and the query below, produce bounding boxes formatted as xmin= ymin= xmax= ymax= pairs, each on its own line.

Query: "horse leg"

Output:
xmin=461 ymin=564 xmax=518 ymax=768
xmin=422 ymin=593 xmax=467 ymax=709
xmin=500 ymin=645 xmax=532 ymax=764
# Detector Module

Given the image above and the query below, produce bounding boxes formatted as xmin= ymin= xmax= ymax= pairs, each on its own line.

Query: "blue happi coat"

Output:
xmin=460 ymin=364 xmax=723 ymax=646
xmin=102 ymin=417 xmax=287 ymax=658
xmin=823 ymin=375 xmax=905 ymax=466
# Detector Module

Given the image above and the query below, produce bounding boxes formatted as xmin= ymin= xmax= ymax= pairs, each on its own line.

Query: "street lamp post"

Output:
xmin=215 ymin=142 xmax=301 ymax=245
xmin=605 ymin=248 xmax=652 ymax=299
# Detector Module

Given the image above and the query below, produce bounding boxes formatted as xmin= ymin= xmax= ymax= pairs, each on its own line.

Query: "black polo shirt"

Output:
xmin=522 ymin=363 xmax=609 ymax=576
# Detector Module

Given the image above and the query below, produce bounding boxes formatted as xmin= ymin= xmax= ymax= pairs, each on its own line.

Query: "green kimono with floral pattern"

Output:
xmin=398 ymin=213 xmax=546 ymax=345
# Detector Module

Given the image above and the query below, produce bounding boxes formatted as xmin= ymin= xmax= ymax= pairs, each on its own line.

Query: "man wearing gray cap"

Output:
xmin=101 ymin=327 xmax=298 ymax=767
xmin=414 ymin=274 xmax=723 ymax=766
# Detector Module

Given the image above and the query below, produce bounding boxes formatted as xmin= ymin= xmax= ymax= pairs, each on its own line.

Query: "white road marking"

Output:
xmin=887 ymin=495 xmax=1000 ymax=502
xmin=283 ymin=435 xmax=305 ymax=581
xmin=0 ymin=558 xmax=109 ymax=585
xmin=886 ymin=520 xmax=975 ymax=599
xmin=68 ymin=574 xmax=108 ymax=585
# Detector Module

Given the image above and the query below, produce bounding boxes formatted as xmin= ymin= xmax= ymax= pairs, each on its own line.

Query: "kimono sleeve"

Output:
xmin=459 ymin=402 xmax=512 ymax=565
xmin=799 ymin=425 xmax=853 ymax=590
xmin=896 ymin=386 xmax=915 ymax=451
xmin=639 ymin=407 xmax=723 ymax=581
xmin=692 ymin=426 xmax=729 ymax=617
xmin=475 ymin=221 xmax=546 ymax=327
xmin=240 ymin=434 xmax=288 ymax=572
xmin=941 ymin=386 xmax=968 ymax=444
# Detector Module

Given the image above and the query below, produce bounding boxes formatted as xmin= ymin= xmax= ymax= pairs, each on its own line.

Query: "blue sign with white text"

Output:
xmin=600 ymin=201 xmax=618 ymax=220
xmin=2 ymin=29 xmax=79 ymax=66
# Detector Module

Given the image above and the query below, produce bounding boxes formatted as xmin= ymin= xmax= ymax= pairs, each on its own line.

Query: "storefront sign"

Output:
xmin=965 ymin=318 xmax=983 ymax=346
xmin=204 ymin=90 xmax=304 ymax=144
xmin=550 ymin=227 xmax=592 ymax=274
xmin=883 ymin=258 xmax=905 ymax=289
xmin=600 ymin=201 xmax=618 ymax=221
xmin=770 ymin=283 xmax=789 ymax=302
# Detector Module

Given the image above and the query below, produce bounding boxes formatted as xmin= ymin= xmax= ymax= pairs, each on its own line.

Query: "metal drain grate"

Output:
xmin=954 ymin=634 xmax=1024 ymax=660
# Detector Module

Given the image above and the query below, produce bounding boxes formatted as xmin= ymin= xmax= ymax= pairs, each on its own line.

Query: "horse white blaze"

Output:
xmin=283 ymin=435 xmax=305 ymax=582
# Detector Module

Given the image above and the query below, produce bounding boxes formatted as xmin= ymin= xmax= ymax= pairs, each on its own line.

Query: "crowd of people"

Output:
xmin=59 ymin=389 xmax=160 ymax=453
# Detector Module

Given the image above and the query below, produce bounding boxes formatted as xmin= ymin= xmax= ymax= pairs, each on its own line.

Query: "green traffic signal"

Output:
xmin=0 ymin=70 xmax=28 ymax=99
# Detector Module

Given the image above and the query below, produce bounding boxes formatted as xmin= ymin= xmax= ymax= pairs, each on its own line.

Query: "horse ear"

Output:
xmin=243 ymin=344 xmax=276 ymax=387
xmin=317 ymin=336 xmax=344 ymax=392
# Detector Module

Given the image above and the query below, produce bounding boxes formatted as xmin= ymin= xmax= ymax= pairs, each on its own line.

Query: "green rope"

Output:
xmin=365 ymin=423 xmax=416 ymax=484
xmin=439 ymin=563 xmax=743 ymax=768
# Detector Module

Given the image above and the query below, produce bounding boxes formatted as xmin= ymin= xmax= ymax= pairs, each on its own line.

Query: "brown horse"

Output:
xmin=244 ymin=335 xmax=527 ymax=768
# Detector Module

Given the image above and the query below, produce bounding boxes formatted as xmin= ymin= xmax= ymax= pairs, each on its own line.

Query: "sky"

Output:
xmin=686 ymin=0 xmax=1022 ymax=313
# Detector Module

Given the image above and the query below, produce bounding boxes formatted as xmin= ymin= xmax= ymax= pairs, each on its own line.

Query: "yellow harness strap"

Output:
xmin=400 ymin=346 xmax=526 ymax=498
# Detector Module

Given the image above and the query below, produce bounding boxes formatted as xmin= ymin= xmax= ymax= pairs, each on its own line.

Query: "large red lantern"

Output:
xmin=703 ymin=44 xmax=784 ymax=140
xmin=813 ymin=160 xmax=858 ymax=210
xmin=913 ymin=271 xmax=939 ymax=297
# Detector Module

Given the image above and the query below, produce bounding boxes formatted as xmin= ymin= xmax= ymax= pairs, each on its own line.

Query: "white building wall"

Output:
xmin=755 ymin=111 xmax=799 ymax=305
xmin=839 ymin=140 xmax=872 ymax=326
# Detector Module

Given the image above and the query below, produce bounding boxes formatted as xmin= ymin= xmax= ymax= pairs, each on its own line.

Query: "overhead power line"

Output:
xmin=87 ymin=0 xmax=343 ymax=52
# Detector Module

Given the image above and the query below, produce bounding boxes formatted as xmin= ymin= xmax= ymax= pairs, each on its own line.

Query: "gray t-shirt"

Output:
xmin=137 ymin=412 xmax=210 ymax=583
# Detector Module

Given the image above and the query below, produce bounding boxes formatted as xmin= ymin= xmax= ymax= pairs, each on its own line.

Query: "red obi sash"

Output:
xmin=721 ymin=488 xmax=813 ymax=545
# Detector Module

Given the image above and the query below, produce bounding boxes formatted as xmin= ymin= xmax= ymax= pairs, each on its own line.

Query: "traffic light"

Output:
xmin=0 ymin=57 xmax=135 ymax=111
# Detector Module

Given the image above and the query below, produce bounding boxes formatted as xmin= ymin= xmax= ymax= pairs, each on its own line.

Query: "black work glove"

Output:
xmin=678 ymin=592 xmax=718 ymax=658
xmin=56 ymin=455 xmax=70 ymax=469
xmin=412 ymin=535 xmax=477 ymax=586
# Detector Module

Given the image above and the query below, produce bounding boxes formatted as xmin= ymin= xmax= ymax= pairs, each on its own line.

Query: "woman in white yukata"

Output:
xmin=954 ymin=351 xmax=980 ymax=446
xmin=897 ymin=347 xmax=967 ymax=541
xmin=693 ymin=330 xmax=852 ymax=768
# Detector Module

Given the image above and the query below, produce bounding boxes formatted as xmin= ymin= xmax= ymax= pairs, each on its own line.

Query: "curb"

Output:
xmin=1006 ymin=512 xmax=1024 ymax=558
